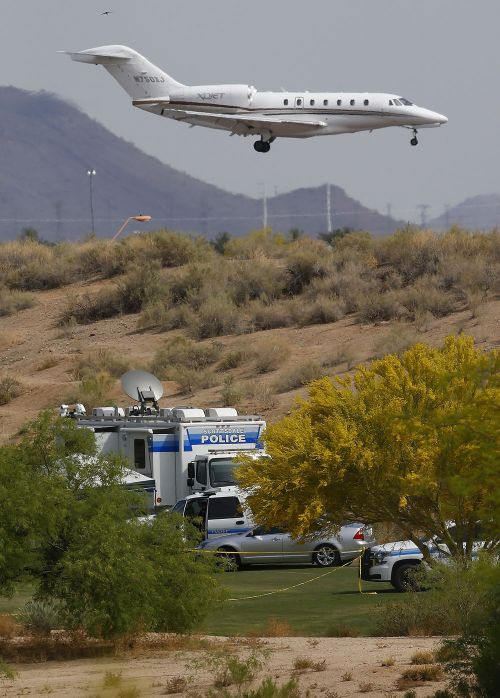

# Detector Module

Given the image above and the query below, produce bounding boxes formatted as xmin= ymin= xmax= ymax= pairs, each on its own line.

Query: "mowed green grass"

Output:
xmin=201 ymin=564 xmax=402 ymax=636
xmin=1 ymin=567 xmax=402 ymax=637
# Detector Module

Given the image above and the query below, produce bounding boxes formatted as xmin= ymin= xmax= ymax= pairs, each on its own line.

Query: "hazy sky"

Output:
xmin=1 ymin=1 xmax=498 ymax=223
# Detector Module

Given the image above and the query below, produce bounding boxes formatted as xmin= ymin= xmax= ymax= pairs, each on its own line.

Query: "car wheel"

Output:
xmin=392 ymin=562 xmax=420 ymax=592
xmin=216 ymin=547 xmax=241 ymax=572
xmin=313 ymin=544 xmax=341 ymax=567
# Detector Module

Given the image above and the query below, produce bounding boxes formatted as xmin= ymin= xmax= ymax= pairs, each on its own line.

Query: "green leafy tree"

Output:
xmin=237 ymin=336 xmax=500 ymax=562
xmin=0 ymin=412 xmax=224 ymax=637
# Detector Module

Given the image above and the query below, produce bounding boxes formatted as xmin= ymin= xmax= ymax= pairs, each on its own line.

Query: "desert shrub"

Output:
xmin=400 ymin=666 xmax=443 ymax=682
xmin=326 ymin=261 xmax=378 ymax=313
xmin=115 ymin=263 xmax=165 ymax=313
xmin=274 ymin=361 xmax=324 ymax=393
xmin=396 ymin=278 xmax=457 ymax=319
xmin=164 ymin=676 xmax=189 ymax=694
xmin=284 ymin=239 xmax=333 ymax=294
xmin=372 ymin=324 xmax=420 ymax=359
xmin=72 ymin=348 xmax=130 ymax=381
xmin=152 ymin=229 xmax=214 ymax=267
xmin=218 ymin=348 xmax=249 ymax=371
xmin=224 ymin=229 xmax=287 ymax=259
xmin=250 ymin=300 xmax=296 ymax=331
xmin=299 ymin=297 xmax=346 ymax=326
xmin=411 ymin=651 xmax=435 ymax=665
xmin=0 ymin=240 xmax=75 ymax=290
xmin=0 ymin=658 xmax=17 ymax=680
xmin=137 ymin=300 xmax=194 ymax=331
xmin=321 ymin=344 xmax=359 ymax=371
xmin=172 ymin=367 xmax=217 ymax=394
xmin=254 ymin=337 xmax=291 ymax=374
xmin=382 ymin=656 xmax=396 ymax=666
xmin=151 ymin=336 xmax=223 ymax=378
xmin=324 ymin=623 xmax=360 ymax=638
xmin=74 ymin=239 xmax=129 ymax=278
xmin=375 ymin=557 xmax=499 ymax=638
xmin=257 ymin=616 xmax=295 ymax=637
xmin=190 ymin=296 xmax=241 ymax=339
xmin=59 ymin=289 xmax=122 ymax=325
xmin=433 ymin=560 xmax=500 ymax=698
xmin=77 ymin=371 xmax=115 ymax=410
xmin=377 ymin=229 xmax=440 ymax=283
xmin=18 ymin=600 xmax=63 ymax=636
xmin=36 ymin=356 xmax=60 ymax=371
xmin=0 ymin=376 xmax=23 ymax=405
xmin=358 ymin=682 xmax=374 ymax=693
xmin=244 ymin=381 xmax=278 ymax=412
xmin=228 ymin=260 xmax=285 ymax=306
xmin=0 ymin=615 xmax=21 ymax=639
xmin=293 ymin=657 xmax=326 ymax=673
xmin=358 ymin=291 xmax=406 ymax=323
xmin=220 ymin=376 xmax=244 ymax=406
xmin=0 ymin=287 xmax=36 ymax=316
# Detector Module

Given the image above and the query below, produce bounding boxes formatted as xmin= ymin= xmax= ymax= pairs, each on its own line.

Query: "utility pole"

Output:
xmin=87 ymin=169 xmax=96 ymax=235
xmin=259 ymin=183 xmax=268 ymax=229
xmin=326 ymin=183 xmax=333 ymax=233
xmin=417 ymin=203 xmax=430 ymax=228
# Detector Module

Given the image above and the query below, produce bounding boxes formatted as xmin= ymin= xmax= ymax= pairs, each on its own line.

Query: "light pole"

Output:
xmin=87 ymin=169 xmax=96 ymax=235
xmin=111 ymin=215 xmax=152 ymax=242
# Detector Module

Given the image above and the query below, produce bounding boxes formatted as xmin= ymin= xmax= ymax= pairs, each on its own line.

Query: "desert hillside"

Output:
xmin=0 ymin=227 xmax=499 ymax=442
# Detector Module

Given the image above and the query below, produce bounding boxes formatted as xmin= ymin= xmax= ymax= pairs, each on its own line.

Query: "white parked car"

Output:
xmin=360 ymin=524 xmax=485 ymax=591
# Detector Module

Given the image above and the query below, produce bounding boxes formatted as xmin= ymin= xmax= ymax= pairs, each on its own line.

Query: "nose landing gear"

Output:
xmin=254 ymin=140 xmax=271 ymax=153
xmin=410 ymin=129 xmax=419 ymax=147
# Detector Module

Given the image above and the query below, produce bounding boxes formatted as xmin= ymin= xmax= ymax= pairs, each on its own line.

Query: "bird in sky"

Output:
xmin=101 ymin=11 xmax=112 ymax=16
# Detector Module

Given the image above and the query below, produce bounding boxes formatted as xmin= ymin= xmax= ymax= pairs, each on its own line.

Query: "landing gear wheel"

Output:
xmin=254 ymin=140 xmax=271 ymax=153
xmin=410 ymin=129 xmax=419 ymax=147
xmin=313 ymin=544 xmax=341 ymax=568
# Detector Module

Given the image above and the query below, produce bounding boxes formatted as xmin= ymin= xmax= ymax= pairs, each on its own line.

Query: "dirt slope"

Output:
xmin=0 ymin=277 xmax=499 ymax=443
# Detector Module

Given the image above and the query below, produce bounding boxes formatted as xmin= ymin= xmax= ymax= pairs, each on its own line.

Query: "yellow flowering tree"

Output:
xmin=237 ymin=336 xmax=500 ymax=562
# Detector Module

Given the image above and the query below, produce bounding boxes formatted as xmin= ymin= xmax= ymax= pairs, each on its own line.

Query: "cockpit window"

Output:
xmin=398 ymin=97 xmax=413 ymax=106
xmin=393 ymin=98 xmax=402 ymax=106
xmin=389 ymin=100 xmax=393 ymax=106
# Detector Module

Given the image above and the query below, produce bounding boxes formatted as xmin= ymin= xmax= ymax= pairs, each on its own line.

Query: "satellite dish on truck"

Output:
xmin=121 ymin=370 xmax=164 ymax=413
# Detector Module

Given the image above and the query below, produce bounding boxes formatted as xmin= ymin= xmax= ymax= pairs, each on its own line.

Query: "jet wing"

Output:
xmin=134 ymin=103 xmax=327 ymax=135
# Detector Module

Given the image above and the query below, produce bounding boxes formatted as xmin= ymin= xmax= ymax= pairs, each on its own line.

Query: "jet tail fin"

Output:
xmin=62 ymin=45 xmax=184 ymax=99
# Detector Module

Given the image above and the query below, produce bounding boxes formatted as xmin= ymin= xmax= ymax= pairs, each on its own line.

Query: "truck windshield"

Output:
xmin=209 ymin=457 xmax=237 ymax=487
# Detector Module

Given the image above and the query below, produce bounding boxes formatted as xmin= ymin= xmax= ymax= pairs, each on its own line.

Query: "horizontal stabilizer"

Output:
xmin=61 ymin=46 xmax=134 ymax=65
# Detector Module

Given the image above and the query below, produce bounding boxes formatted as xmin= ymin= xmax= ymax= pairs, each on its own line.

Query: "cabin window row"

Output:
xmin=283 ymin=98 xmax=370 ymax=107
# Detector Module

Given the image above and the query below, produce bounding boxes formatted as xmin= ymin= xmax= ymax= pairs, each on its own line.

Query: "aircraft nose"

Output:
xmin=436 ymin=112 xmax=448 ymax=125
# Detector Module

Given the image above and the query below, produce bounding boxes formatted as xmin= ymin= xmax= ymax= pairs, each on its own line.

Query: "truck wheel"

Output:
xmin=392 ymin=562 xmax=420 ymax=592
xmin=313 ymin=544 xmax=341 ymax=567
xmin=217 ymin=547 xmax=241 ymax=572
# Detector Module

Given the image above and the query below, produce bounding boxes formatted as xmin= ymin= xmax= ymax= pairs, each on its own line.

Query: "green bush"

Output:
xmin=18 ymin=600 xmax=63 ymax=636
xmin=190 ymin=296 xmax=241 ymax=339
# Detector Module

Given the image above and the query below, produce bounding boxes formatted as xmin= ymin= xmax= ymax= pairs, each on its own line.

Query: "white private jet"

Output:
xmin=65 ymin=45 xmax=448 ymax=153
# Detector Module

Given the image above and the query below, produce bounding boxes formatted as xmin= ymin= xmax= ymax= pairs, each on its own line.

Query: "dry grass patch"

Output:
xmin=0 ymin=287 xmax=36 ymax=316
xmin=0 ymin=375 xmax=23 ymax=405
xmin=254 ymin=337 xmax=291 ymax=374
xmin=410 ymin=650 xmax=435 ymax=665
xmin=400 ymin=666 xmax=443 ymax=683
xmin=292 ymin=657 xmax=327 ymax=673
xmin=35 ymin=355 xmax=61 ymax=372
xmin=274 ymin=361 xmax=324 ymax=393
